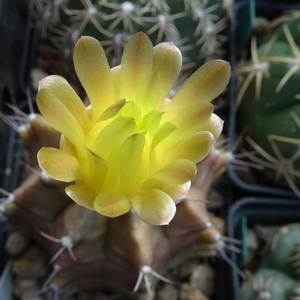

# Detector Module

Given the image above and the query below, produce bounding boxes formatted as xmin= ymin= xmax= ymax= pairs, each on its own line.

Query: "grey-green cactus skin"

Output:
xmin=33 ymin=0 xmax=230 ymax=74
xmin=237 ymin=15 xmax=300 ymax=196
xmin=240 ymin=224 xmax=300 ymax=300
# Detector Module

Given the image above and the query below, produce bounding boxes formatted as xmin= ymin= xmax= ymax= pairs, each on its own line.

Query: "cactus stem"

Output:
xmin=132 ymin=265 xmax=174 ymax=296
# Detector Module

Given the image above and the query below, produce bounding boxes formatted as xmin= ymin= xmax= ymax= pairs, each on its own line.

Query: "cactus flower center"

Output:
xmin=36 ymin=33 xmax=230 ymax=225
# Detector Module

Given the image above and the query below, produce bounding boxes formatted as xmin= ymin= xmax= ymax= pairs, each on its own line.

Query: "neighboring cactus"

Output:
xmin=1 ymin=33 xmax=231 ymax=298
xmin=236 ymin=15 xmax=300 ymax=197
xmin=32 ymin=0 xmax=230 ymax=87
xmin=240 ymin=224 xmax=300 ymax=300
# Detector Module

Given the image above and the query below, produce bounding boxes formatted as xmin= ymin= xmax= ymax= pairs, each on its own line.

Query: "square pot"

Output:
xmin=227 ymin=197 xmax=300 ymax=300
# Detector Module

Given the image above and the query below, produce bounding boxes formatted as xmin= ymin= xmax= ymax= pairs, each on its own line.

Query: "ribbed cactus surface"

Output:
xmin=237 ymin=15 xmax=300 ymax=196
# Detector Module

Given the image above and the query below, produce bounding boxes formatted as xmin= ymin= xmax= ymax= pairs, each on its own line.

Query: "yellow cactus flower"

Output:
xmin=36 ymin=33 xmax=230 ymax=226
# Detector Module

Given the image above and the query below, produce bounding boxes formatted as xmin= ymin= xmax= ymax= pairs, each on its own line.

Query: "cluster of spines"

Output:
xmin=31 ymin=0 xmax=231 ymax=72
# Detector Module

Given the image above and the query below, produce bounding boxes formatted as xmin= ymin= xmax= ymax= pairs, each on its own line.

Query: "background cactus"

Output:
xmin=31 ymin=0 xmax=231 ymax=92
xmin=240 ymin=224 xmax=300 ymax=300
xmin=236 ymin=14 xmax=300 ymax=197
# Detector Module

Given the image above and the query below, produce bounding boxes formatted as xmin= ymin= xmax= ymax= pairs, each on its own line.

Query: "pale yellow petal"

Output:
xmin=119 ymin=133 xmax=146 ymax=195
xmin=141 ymin=179 xmax=191 ymax=202
xmin=111 ymin=65 xmax=121 ymax=101
xmin=165 ymin=131 xmax=215 ymax=163
xmin=94 ymin=191 xmax=131 ymax=217
xmin=65 ymin=183 xmax=97 ymax=210
xmin=74 ymin=36 xmax=114 ymax=121
xmin=98 ymin=98 xmax=126 ymax=121
xmin=151 ymin=122 xmax=177 ymax=149
xmin=38 ymin=75 xmax=90 ymax=131
xmin=160 ymin=102 xmax=214 ymax=149
xmin=135 ymin=72 xmax=162 ymax=114
xmin=85 ymin=147 xmax=108 ymax=189
xmin=38 ymin=147 xmax=81 ymax=182
xmin=91 ymin=117 xmax=137 ymax=157
xmin=152 ymin=42 xmax=182 ymax=101
xmin=36 ymin=89 xmax=84 ymax=151
xmin=130 ymin=189 xmax=176 ymax=225
xmin=120 ymin=32 xmax=153 ymax=101
xmin=163 ymin=60 xmax=230 ymax=121
xmin=199 ymin=113 xmax=224 ymax=140
xmin=151 ymin=159 xmax=197 ymax=185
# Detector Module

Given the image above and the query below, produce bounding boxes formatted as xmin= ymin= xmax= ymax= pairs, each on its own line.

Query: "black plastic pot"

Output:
xmin=227 ymin=197 xmax=300 ymax=300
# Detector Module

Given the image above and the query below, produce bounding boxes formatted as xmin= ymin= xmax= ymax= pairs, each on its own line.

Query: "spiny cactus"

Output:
xmin=240 ymin=224 xmax=300 ymax=300
xmin=32 ymin=0 xmax=231 ymax=87
xmin=236 ymin=14 xmax=300 ymax=197
xmin=0 ymin=33 xmax=232 ymax=299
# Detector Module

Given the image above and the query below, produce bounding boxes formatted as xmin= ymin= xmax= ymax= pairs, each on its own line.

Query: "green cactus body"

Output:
xmin=237 ymin=15 xmax=300 ymax=196
xmin=240 ymin=224 xmax=300 ymax=300
xmin=240 ymin=268 xmax=300 ymax=300
xmin=33 ymin=0 xmax=229 ymax=74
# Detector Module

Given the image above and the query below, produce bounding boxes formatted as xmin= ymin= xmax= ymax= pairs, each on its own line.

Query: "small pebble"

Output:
xmin=12 ymin=245 xmax=48 ymax=278
xmin=21 ymin=292 xmax=44 ymax=300
xmin=5 ymin=231 xmax=30 ymax=257
xmin=173 ymin=258 xmax=199 ymax=279
xmin=13 ymin=278 xmax=39 ymax=297
xmin=189 ymin=264 xmax=215 ymax=297
xmin=156 ymin=283 xmax=178 ymax=300
xmin=180 ymin=283 xmax=209 ymax=300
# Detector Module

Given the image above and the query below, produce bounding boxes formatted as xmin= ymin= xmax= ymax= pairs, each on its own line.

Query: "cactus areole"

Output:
xmin=36 ymin=33 xmax=230 ymax=226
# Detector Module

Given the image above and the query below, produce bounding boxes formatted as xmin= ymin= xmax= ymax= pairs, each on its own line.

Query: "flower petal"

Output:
xmin=65 ymin=183 xmax=97 ymax=210
xmin=74 ymin=36 xmax=114 ymax=121
xmin=163 ymin=60 xmax=230 ymax=120
xmin=38 ymin=147 xmax=81 ymax=182
xmin=135 ymin=72 xmax=162 ymax=114
xmin=98 ymin=98 xmax=126 ymax=121
xmin=151 ymin=122 xmax=177 ymax=149
xmin=199 ymin=113 xmax=224 ymax=140
xmin=94 ymin=191 xmax=131 ymax=217
xmin=36 ymin=88 xmax=84 ymax=151
xmin=152 ymin=42 xmax=182 ymax=101
xmin=119 ymin=133 xmax=146 ymax=195
xmin=120 ymin=32 xmax=153 ymax=101
xmin=90 ymin=116 xmax=137 ymax=157
xmin=130 ymin=189 xmax=176 ymax=225
xmin=152 ymin=159 xmax=197 ymax=185
xmin=111 ymin=65 xmax=121 ymax=101
xmin=141 ymin=179 xmax=191 ymax=202
xmin=85 ymin=147 xmax=108 ymax=189
xmin=161 ymin=101 xmax=214 ymax=149
xmin=38 ymin=75 xmax=90 ymax=132
xmin=166 ymin=131 xmax=215 ymax=163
